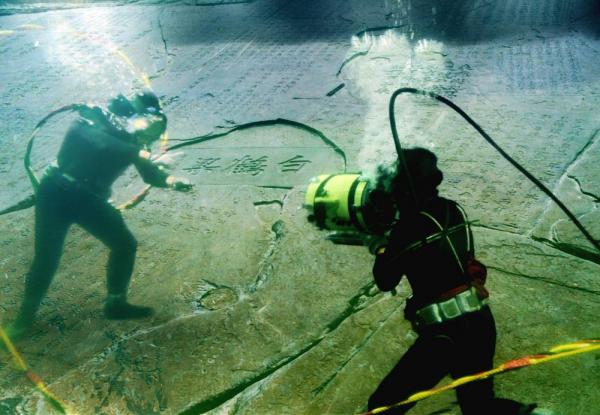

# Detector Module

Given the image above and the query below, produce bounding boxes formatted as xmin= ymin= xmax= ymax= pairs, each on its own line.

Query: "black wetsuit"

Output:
xmin=20 ymin=107 xmax=168 ymax=319
xmin=368 ymin=196 xmax=527 ymax=415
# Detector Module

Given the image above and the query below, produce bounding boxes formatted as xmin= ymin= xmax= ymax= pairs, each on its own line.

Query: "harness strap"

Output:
xmin=419 ymin=210 xmax=465 ymax=275
xmin=436 ymin=283 xmax=470 ymax=301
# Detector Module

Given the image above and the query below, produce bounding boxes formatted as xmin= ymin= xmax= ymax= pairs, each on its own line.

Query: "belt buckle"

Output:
xmin=415 ymin=304 xmax=442 ymax=325
xmin=439 ymin=298 xmax=461 ymax=319
xmin=456 ymin=288 xmax=481 ymax=313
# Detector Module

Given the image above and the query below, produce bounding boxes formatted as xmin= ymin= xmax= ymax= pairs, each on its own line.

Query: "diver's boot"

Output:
xmin=2 ymin=317 xmax=32 ymax=351
xmin=104 ymin=293 xmax=154 ymax=320
xmin=2 ymin=319 xmax=30 ymax=349
xmin=2 ymin=299 xmax=39 ymax=347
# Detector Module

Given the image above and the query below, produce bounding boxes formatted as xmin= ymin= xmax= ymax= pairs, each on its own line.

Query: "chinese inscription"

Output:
xmin=184 ymin=154 xmax=312 ymax=176
xmin=185 ymin=157 xmax=222 ymax=172
xmin=278 ymin=155 xmax=312 ymax=172
xmin=224 ymin=155 xmax=268 ymax=176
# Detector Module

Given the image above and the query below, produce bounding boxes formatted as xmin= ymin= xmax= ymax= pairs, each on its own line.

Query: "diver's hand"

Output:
xmin=152 ymin=151 xmax=184 ymax=169
xmin=139 ymin=149 xmax=152 ymax=160
xmin=363 ymin=234 xmax=389 ymax=255
xmin=166 ymin=175 xmax=193 ymax=192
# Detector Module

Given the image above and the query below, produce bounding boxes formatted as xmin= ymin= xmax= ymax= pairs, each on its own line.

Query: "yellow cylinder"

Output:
xmin=304 ymin=174 xmax=370 ymax=232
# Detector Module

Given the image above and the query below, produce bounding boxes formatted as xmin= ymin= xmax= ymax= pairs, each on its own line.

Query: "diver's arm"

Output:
xmin=372 ymin=223 xmax=409 ymax=292
xmin=134 ymin=152 xmax=192 ymax=191
xmin=373 ymin=254 xmax=403 ymax=292
xmin=134 ymin=153 xmax=171 ymax=187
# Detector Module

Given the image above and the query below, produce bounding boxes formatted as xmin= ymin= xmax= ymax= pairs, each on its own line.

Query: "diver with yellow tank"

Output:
xmin=305 ymin=148 xmax=552 ymax=415
xmin=371 ymin=148 xmax=544 ymax=415
xmin=303 ymin=88 xmax=572 ymax=414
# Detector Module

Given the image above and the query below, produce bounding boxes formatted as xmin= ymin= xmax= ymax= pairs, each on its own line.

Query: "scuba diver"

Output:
xmin=4 ymin=90 xmax=192 ymax=342
xmin=366 ymin=148 xmax=550 ymax=415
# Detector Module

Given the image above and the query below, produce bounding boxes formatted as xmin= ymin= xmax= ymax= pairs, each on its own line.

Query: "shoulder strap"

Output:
xmin=419 ymin=209 xmax=465 ymax=274
xmin=455 ymin=203 xmax=472 ymax=252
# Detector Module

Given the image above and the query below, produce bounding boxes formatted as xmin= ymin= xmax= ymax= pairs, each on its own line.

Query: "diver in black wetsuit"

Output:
xmin=367 ymin=148 xmax=544 ymax=415
xmin=5 ymin=91 xmax=192 ymax=342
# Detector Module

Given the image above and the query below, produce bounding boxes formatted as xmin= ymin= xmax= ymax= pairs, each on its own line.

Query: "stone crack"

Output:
xmin=178 ymin=281 xmax=384 ymax=414
xmin=248 ymin=219 xmax=285 ymax=293
xmin=311 ymin=302 xmax=399 ymax=398
xmin=474 ymin=223 xmax=523 ymax=237
xmin=530 ymin=128 xmax=600 ymax=236
xmin=96 ymin=363 xmax=125 ymax=411
xmin=488 ymin=265 xmax=600 ymax=296
xmin=157 ymin=11 xmax=175 ymax=58
xmin=567 ymin=175 xmax=600 ymax=202
xmin=562 ymin=129 xmax=600 ymax=179
xmin=149 ymin=9 xmax=176 ymax=82
xmin=252 ymin=200 xmax=283 ymax=208
xmin=530 ymin=235 xmax=600 ymax=266
xmin=46 ymin=313 xmax=201 ymax=391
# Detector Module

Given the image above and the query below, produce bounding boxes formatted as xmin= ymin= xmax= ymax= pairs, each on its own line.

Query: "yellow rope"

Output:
xmin=0 ymin=326 xmax=73 ymax=414
xmin=362 ymin=339 xmax=600 ymax=415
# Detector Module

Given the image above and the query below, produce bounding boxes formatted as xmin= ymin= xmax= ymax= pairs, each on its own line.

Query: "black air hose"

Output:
xmin=0 ymin=104 xmax=84 ymax=217
xmin=389 ymin=87 xmax=600 ymax=253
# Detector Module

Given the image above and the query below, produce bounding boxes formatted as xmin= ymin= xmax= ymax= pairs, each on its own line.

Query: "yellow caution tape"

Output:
xmin=362 ymin=339 xmax=600 ymax=414
xmin=0 ymin=326 xmax=73 ymax=414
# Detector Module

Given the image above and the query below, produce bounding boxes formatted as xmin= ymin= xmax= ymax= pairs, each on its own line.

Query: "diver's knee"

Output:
xmin=124 ymin=235 xmax=138 ymax=253
xmin=113 ymin=233 xmax=137 ymax=255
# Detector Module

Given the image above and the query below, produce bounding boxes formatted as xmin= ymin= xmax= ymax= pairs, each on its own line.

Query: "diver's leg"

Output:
xmin=6 ymin=183 xmax=71 ymax=340
xmin=367 ymin=333 xmax=454 ymax=414
xmin=75 ymin=197 xmax=153 ymax=319
xmin=453 ymin=308 xmax=532 ymax=415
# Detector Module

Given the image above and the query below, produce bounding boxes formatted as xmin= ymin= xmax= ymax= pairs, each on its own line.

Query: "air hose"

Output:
xmin=2 ymin=102 xmax=155 ymax=216
xmin=388 ymin=87 xmax=600 ymax=254
xmin=24 ymin=104 xmax=85 ymax=193
xmin=0 ymin=104 xmax=84 ymax=217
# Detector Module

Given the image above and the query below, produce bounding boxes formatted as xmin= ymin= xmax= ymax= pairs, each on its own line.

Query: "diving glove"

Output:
xmin=363 ymin=234 xmax=389 ymax=255
xmin=166 ymin=175 xmax=193 ymax=192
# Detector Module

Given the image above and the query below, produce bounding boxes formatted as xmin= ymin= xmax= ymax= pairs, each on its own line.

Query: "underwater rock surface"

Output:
xmin=1 ymin=1 xmax=599 ymax=414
